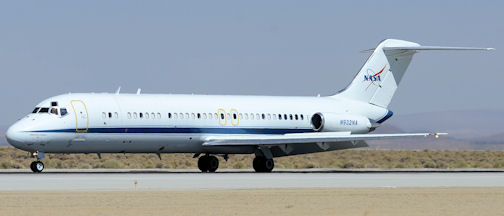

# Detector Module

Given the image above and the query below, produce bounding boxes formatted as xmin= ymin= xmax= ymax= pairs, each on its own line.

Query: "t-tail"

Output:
xmin=335 ymin=39 xmax=494 ymax=108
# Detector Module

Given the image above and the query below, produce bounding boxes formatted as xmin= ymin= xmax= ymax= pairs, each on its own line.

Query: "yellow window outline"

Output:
xmin=70 ymin=100 xmax=89 ymax=133
xmin=217 ymin=108 xmax=227 ymax=126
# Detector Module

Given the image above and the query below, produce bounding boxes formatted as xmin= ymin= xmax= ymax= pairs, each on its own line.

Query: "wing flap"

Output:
xmin=203 ymin=132 xmax=446 ymax=146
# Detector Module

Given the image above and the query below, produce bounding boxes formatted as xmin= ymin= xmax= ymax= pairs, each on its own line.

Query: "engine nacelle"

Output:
xmin=311 ymin=112 xmax=372 ymax=134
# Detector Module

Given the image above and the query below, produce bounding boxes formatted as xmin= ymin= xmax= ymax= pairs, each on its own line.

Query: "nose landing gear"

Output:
xmin=30 ymin=161 xmax=44 ymax=173
xmin=29 ymin=151 xmax=45 ymax=173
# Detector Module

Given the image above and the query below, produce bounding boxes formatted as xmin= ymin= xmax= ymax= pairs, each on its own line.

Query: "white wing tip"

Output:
xmin=429 ymin=132 xmax=448 ymax=139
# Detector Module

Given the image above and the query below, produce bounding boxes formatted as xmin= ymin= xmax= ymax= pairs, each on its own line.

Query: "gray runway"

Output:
xmin=1 ymin=169 xmax=503 ymax=190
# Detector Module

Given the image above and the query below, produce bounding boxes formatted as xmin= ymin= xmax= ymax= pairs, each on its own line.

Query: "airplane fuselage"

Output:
xmin=7 ymin=93 xmax=389 ymax=156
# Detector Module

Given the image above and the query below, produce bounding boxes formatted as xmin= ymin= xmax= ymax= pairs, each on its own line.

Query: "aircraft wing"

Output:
xmin=203 ymin=132 xmax=446 ymax=146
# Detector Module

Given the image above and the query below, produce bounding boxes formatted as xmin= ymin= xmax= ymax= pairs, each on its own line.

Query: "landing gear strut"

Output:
xmin=253 ymin=156 xmax=274 ymax=172
xmin=30 ymin=161 xmax=44 ymax=173
xmin=30 ymin=151 xmax=45 ymax=173
xmin=198 ymin=155 xmax=219 ymax=172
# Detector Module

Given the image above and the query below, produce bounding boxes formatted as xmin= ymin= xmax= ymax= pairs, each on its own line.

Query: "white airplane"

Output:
xmin=6 ymin=39 xmax=493 ymax=173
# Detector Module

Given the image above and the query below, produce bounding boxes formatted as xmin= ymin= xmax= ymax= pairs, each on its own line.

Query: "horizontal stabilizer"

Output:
xmin=203 ymin=132 xmax=447 ymax=146
xmin=362 ymin=46 xmax=494 ymax=53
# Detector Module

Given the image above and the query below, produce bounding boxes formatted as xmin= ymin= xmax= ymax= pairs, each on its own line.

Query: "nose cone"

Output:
xmin=6 ymin=122 xmax=27 ymax=148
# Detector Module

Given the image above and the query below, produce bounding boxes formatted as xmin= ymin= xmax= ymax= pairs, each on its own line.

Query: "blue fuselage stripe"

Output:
xmin=30 ymin=127 xmax=314 ymax=134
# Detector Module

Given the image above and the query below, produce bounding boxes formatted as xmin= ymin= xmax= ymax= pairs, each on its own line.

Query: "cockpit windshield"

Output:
xmin=38 ymin=107 xmax=49 ymax=113
xmin=50 ymin=107 xmax=58 ymax=115
xmin=32 ymin=107 xmax=40 ymax=113
xmin=32 ymin=106 xmax=68 ymax=117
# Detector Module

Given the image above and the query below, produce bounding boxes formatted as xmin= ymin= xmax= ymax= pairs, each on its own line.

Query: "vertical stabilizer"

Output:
xmin=335 ymin=39 xmax=492 ymax=108
xmin=336 ymin=39 xmax=419 ymax=108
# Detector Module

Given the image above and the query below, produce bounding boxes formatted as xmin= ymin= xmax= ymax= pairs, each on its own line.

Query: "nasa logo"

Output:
xmin=363 ymin=65 xmax=386 ymax=91
xmin=364 ymin=74 xmax=381 ymax=82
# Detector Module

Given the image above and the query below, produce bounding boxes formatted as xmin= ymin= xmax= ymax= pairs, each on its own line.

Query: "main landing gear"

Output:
xmin=198 ymin=155 xmax=219 ymax=172
xmin=253 ymin=156 xmax=274 ymax=172
xmin=197 ymin=154 xmax=275 ymax=173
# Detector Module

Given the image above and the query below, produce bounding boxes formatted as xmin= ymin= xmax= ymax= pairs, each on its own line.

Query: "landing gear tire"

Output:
xmin=198 ymin=155 xmax=219 ymax=173
xmin=253 ymin=157 xmax=274 ymax=173
xmin=30 ymin=161 xmax=44 ymax=173
xmin=198 ymin=156 xmax=209 ymax=172
xmin=30 ymin=161 xmax=36 ymax=172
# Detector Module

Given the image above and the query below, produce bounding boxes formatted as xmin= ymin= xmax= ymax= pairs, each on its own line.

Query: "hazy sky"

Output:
xmin=0 ymin=1 xmax=501 ymax=126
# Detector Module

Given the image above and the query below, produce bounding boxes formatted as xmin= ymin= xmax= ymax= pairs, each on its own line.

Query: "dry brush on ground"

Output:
xmin=0 ymin=146 xmax=503 ymax=169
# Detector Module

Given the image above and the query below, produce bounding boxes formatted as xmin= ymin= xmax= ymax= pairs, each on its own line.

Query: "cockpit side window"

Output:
xmin=32 ymin=107 xmax=40 ymax=113
xmin=38 ymin=107 xmax=49 ymax=113
xmin=50 ymin=107 xmax=59 ymax=115
xmin=60 ymin=108 xmax=68 ymax=116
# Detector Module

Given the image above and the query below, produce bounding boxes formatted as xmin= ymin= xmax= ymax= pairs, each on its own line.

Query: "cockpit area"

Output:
xmin=31 ymin=101 xmax=68 ymax=117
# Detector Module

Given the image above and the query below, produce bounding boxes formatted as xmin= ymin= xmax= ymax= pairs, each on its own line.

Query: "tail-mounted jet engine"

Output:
xmin=311 ymin=112 xmax=372 ymax=134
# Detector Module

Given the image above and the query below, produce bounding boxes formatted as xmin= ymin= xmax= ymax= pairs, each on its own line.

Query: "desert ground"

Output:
xmin=2 ymin=147 xmax=504 ymax=169
xmin=0 ymin=187 xmax=503 ymax=216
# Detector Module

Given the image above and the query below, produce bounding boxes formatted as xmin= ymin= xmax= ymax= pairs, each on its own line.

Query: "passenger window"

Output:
xmin=267 ymin=114 xmax=271 ymax=120
xmin=60 ymin=108 xmax=68 ymax=116
xmin=244 ymin=113 xmax=249 ymax=120
xmin=151 ymin=112 xmax=155 ymax=119
xmin=108 ymin=112 xmax=112 ymax=118
xmin=284 ymin=114 xmax=287 ymax=120
xmin=300 ymin=114 xmax=304 ymax=120
xmin=227 ymin=113 xmax=231 ymax=120
xmin=114 ymin=112 xmax=119 ymax=119
xmin=289 ymin=114 xmax=293 ymax=120
xmin=180 ymin=113 xmax=184 ymax=119
xmin=133 ymin=112 xmax=138 ymax=119
xmin=145 ymin=113 xmax=149 ymax=119
xmin=168 ymin=113 xmax=172 ymax=119
xmin=251 ymin=114 xmax=255 ymax=120
xmin=185 ymin=113 xmax=189 ymax=119
xmin=191 ymin=113 xmax=195 ymax=119
xmin=102 ymin=112 xmax=106 ymax=119
xmin=239 ymin=113 xmax=243 ymax=119
xmin=139 ymin=113 xmax=143 ymax=118
xmin=220 ymin=113 xmax=225 ymax=119
xmin=173 ymin=113 xmax=178 ymax=119
xmin=295 ymin=114 xmax=298 ymax=120
xmin=273 ymin=114 xmax=277 ymax=120
xmin=278 ymin=114 xmax=282 ymax=120
xmin=197 ymin=113 xmax=201 ymax=119
xmin=203 ymin=113 xmax=207 ymax=119
xmin=256 ymin=114 xmax=260 ymax=120
xmin=214 ymin=113 xmax=218 ymax=119
xmin=50 ymin=107 xmax=58 ymax=115
xmin=128 ymin=112 xmax=132 ymax=119
xmin=32 ymin=107 xmax=40 ymax=113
